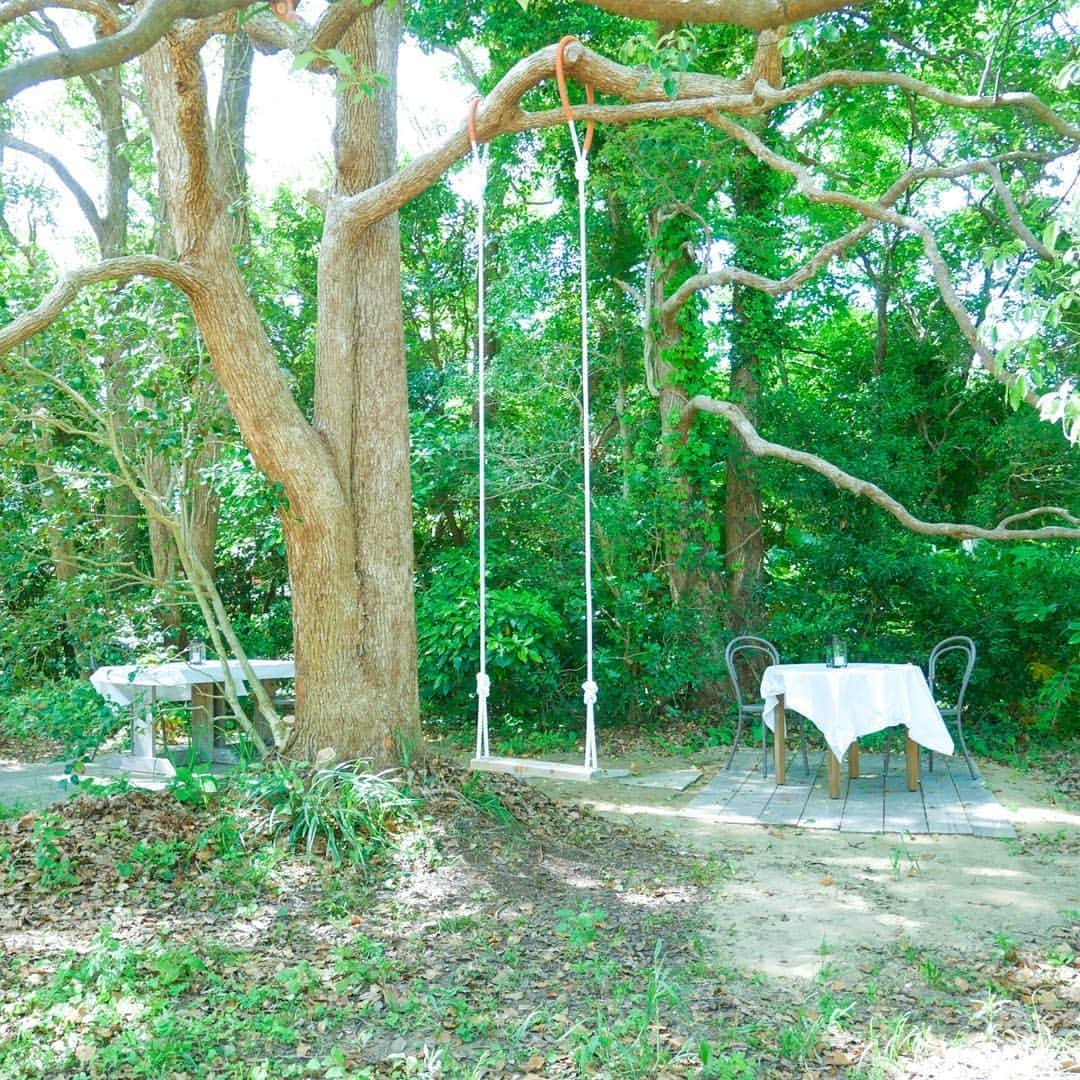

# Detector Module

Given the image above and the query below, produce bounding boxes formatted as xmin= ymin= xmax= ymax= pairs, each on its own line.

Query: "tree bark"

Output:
xmin=312 ymin=5 xmax=420 ymax=764
xmin=724 ymin=144 xmax=774 ymax=631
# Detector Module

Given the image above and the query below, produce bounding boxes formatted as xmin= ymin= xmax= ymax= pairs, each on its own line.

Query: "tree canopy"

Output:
xmin=1 ymin=0 xmax=1077 ymax=761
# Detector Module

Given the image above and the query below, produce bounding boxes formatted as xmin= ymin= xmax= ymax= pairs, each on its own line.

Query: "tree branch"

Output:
xmin=336 ymin=38 xmax=1077 ymax=239
xmin=682 ymin=395 xmax=1080 ymax=541
xmin=0 ymin=256 xmax=205 ymax=356
xmin=997 ymin=506 xmax=1080 ymax=529
xmin=662 ymin=150 xmax=1062 ymax=329
xmin=750 ymin=70 xmax=1080 ymax=143
xmin=0 ymin=0 xmax=118 ymax=33
xmin=581 ymin=0 xmax=852 ymax=31
xmin=0 ymin=0 xmax=246 ymax=102
xmin=336 ymin=40 xmax=749 ymax=235
xmin=0 ymin=131 xmax=105 ymax=243
xmin=703 ymin=117 xmax=1054 ymax=407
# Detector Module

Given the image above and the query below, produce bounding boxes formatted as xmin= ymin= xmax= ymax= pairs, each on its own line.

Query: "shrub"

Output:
xmin=236 ymin=760 xmax=418 ymax=867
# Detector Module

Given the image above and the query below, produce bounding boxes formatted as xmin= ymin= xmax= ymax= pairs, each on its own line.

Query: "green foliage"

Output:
xmin=555 ymin=900 xmax=607 ymax=951
xmin=416 ymin=550 xmax=568 ymax=727
xmin=458 ymin=773 xmax=519 ymax=828
xmin=291 ymin=48 xmax=391 ymax=103
xmin=0 ymin=678 xmax=123 ymax=760
xmin=31 ymin=812 xmax=78 ymax=889
xmin=237 ymin=760 xmax=418 ymax=867
xmin=619 ymin=27 xmax=702 ymax=99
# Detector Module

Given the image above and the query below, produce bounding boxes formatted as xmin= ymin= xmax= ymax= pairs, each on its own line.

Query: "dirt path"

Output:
xmin=2 ymin=749 xmax=1077 ymax=1077
xmin=534 ymin=759 xmax=1080 ymax=984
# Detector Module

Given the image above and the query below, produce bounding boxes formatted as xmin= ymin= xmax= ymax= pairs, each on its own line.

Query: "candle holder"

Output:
xmin=188 ymin=639 xmax=206 ymax=664
xmin=830 ymin=635 xmax=848 ymax=668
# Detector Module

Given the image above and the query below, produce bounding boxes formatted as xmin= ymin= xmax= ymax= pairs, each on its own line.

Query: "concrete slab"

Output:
xmin=619 ymin=768 xmax=702 ymax=791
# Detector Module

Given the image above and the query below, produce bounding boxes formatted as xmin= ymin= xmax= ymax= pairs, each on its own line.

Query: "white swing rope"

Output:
xmin=469 ymin=100 xmax=492 ymax=761
xmin=555 ymin=36 xmax=600 ymax=772
xmin=469 ymin=36 xmax=600 ymax=771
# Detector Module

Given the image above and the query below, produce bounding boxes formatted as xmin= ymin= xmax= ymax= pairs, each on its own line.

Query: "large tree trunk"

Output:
xmin=140 ymin=11 xmax=419 ymax=767
xmin=724 ymin=142 xmax=775 ymax=631
xmin=313 ymin=6 xmax=420 ymax=763
xmin=643 ymin=209 xmax=720 ymax=607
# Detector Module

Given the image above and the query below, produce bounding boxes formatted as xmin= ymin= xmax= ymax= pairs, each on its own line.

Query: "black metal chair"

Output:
xmin=927 ymin=635 xmax=978 ymax=778
xmin=724 ymin=635 xmax=807 ymax=777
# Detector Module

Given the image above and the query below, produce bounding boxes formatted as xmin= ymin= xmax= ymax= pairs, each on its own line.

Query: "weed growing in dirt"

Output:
xmin=555 ymin=900 xmax=608 ymax=951
xmin=569 ymin=942 xmax=690 ymax=1077
xmin=889 ymin=836 xmax=921 ymax=879
xmin=458 ymin=772 xmax=518 ymax=828
xmin=681 ymin=853 xmax=738 ymax=885
xmin=31 ymin=811 xmax=78 ymax=888
xmin=0 ymin=799 xmax=31 ymax=820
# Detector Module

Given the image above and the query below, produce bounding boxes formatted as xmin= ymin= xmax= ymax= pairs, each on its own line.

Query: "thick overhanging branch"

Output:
xmin=337 ymin=41 xmax=749 ymax=234
xmin=0 ymin=0 xmax=245 ymax=102
xmin=582 ymin=0 xmax=853 ymax=31
xmin=0 ymin=0 xmax=118 ymax=34
xmin=683 ymin=396 xmax=1080 ymax=542
xmin=335 ymin=38 xmax=1076 ymax=241
xmin=0 ymin=256 xmax=205 ymax=357
xmin=245 ymin=0 xmax=379 ymax=69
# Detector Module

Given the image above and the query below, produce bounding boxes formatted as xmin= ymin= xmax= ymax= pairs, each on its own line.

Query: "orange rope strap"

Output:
xmin=555 ymin=35 xmax=595 ymax=156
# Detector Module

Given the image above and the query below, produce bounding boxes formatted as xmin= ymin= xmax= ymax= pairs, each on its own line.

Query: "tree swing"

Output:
xmin=468 ymin=38 xmax=626 ymax=783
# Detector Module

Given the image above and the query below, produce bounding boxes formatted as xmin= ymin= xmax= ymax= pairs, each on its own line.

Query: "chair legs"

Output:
xmin=921 ymin=738 xmax=978 ymax=781
xmin=725 ymin=714 xmax=746 ymax=771
xmin=726 ymin=713 xmax=771 ymax=777
xmin=953 ymin=714 xmax=978 ymax=778
xmin=726 ymin=713 xmax=811 ymax=779
xmin=932 ymin=710 xmax=978 ymax=779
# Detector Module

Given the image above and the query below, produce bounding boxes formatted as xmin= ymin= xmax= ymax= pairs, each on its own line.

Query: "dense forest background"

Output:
xmin=1 ymin=0 xmax=1077 ymax=763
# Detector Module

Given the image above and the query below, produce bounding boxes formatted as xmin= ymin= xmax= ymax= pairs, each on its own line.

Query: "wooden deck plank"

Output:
xmin=648 ymin=750 xmax=1012 ymax=836
xmin=882 ymin=773 xmax=929 ymax=834
xmin=797 ymin=762 xmax=845 ymax=830
xmin=840 ymin=771 xmax=886 ymax=834
xmin=759 ymin=780 xmax=815 ymax=826
xmin=958 ymin=781 xmax=1018 ymax=837
xmin=920 ymin=766 xmax=970 ymax=835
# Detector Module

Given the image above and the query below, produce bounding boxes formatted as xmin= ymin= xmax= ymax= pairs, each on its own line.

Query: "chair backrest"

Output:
xmin=725 ymin=635 xmax=780 ymax=713
xmin=928 ymin=635 xmax=976 ymax=712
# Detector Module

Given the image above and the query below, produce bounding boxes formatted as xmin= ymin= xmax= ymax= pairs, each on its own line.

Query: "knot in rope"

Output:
xmin=476 ymin=671 xmax=490 ymax=699
xmin=582 ymin=680 xmax=598 ymax=707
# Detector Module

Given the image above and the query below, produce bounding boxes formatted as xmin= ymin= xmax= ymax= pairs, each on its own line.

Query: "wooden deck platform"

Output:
xmin=682 ymin=749 xmax=1015 ymax=837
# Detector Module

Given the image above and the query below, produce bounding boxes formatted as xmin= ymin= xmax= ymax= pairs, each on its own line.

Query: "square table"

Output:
xmin=90 ymin=659 xmax=295 ymax=776
xmin=760 ymin=662 xmax=954 ymax=798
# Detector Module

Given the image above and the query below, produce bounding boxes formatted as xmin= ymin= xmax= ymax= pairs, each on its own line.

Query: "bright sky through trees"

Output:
xmin=8 ymin=32 xmax=469 ymax=267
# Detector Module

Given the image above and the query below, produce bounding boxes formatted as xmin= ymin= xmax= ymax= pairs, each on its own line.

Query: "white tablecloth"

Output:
xmin=90 ymin=659 xmax=295 ymax=706
xmin=761 ymin=662 xmax=954 ymax=761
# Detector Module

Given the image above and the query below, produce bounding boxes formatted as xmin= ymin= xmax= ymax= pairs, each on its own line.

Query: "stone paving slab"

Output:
xmin=619 ymin=769 xmax=702 ymax=791
xmin=681 ymin=749 xmax=1015 ymax=837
